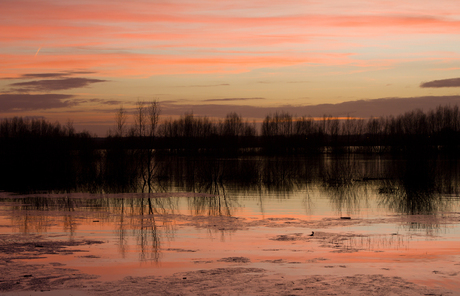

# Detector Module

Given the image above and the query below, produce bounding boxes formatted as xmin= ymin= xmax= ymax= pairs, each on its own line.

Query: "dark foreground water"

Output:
xmin=1 ymin=154 xmax=460 ymax=293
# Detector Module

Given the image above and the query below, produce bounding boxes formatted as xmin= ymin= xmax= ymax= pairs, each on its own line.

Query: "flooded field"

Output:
xmin=1 ymin=155 xmax=460 ymax=295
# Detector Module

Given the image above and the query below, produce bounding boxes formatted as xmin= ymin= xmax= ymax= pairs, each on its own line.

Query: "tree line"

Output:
xmin=2 ymin=102 xmax=460 ymax=192
xmin=107 ymin=102 xmax=460 ymax=154
xmin=2 ymin=102 xmax=460 ymax=154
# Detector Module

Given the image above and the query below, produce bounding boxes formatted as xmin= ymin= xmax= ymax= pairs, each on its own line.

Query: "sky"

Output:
xmin=2 ymin=0 xmax=460 ymax=135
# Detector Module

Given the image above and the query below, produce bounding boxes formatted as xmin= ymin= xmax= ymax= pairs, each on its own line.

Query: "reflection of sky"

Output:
xmin=2 ymin=154 xmax=460 ymax=289
xmin=2 ymin=190 xmax=460 ymax=290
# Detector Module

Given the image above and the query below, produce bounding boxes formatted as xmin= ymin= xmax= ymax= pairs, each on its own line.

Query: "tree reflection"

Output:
xmin=5 ymin=153 xmax=460 ymax=248
xmin=319 ymin=155 xmax=371 ymax=215
xmin=6 ymin=194 xmax=180 ymax=263
xmin=378 ymin=157 xmax=449 ymax=215
xmin=262 ymin=157 xmax=302 ymax=194
xmin=186 ymin=159 xmax=237 ymax=217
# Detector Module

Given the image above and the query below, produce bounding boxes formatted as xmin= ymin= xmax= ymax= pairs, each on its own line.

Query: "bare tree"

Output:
xmin=262 ymin=112 xmax=294 ymax=137
xmin=147 ymin=100 xmax=161 ymax=138
xmin=115 ymin=106 xmax=127 ymax=137
xmin=134 ymin=100 xmax=147 ymax=138
xmin=131 ymin=99 xmax=162 ymax=192
xmin=223 ymin=112 xmax=243 ymax=137
xmin=295 ymin=116 xmax=315 ymax=136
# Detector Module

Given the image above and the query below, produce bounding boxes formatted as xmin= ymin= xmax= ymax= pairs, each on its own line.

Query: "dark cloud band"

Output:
xmin=0 ymin=94 xmax=75 ymax=112
xmin=160 ymin=96 xmax=460 ymax=118
xmin=420 ymin=78 xmax=460 ymax=88
xmin=9 ymin=77 xmax=107 ymax=92
xmin=180 ymin=84 xmax=230 ymax=88
xmin=2 ymin=71 xmax=97 ymax=80
xmin=204 ymin=97 xmax=265 ymax=102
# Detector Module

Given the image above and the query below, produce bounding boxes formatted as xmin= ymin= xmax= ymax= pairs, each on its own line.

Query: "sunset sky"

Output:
xmin=2 ymin=0 xmax=460 ymax=135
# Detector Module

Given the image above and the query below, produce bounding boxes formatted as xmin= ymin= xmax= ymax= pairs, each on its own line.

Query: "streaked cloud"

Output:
xmin=10 ymin=73 xmax=65 ymax=79
xmin=71 ymin=98 xmax=124 ymax=105
xmin=203 ymin=98 xmax=265 ymax=102
xmin=3 ymin=0 xmax=460 ymax=77
xmin=1 ymin=52 xmax=353 ymax=77
xmin=93 ymin=99 xmax=123 ymax=105
xmin=257 ymin=81 xmax=309 ymax=84
xmin=181 ymin=84 xmax=230 ymax=88
xmin=420 ymin=78 xmax=460 ymax=88
xmin=3 ymin=71 xmax=97 ymax=80
xmin=21 ymin=71 xmax=96 ymax=79
xmin=0 ymin=94 xmax=75 ymax=112
xmin=9 ymin=77 xmax=107 ymax=92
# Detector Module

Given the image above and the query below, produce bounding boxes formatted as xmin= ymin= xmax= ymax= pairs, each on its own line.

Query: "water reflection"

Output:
xmin=154 ymin=155 xmax=460 ymax=216
xmin=344 ymin=234 xmax=409 ymax=252
xmin=2 ymin=154 xmax=460 ymax=272
xmin=4 ymin=194 xmax=184 ymax=263
xmin=319 ymin=155 xmax=371 ymax=215
xmin=378 ymin=157 xmax=453 ymax=215
xmin=2 ymin=155 xmax=460 ymax=233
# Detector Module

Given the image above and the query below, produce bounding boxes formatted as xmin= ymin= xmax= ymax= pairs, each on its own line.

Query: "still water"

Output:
xmin=1 ymin=154 xmax=460 ymax=292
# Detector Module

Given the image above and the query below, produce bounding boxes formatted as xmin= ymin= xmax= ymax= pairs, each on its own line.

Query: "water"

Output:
xmin=1 ymin=154 xmax=460 ymax=292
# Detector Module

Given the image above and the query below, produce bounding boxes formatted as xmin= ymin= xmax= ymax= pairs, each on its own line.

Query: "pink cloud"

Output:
xmin=1 ymin=51 xmax=355 ymax=78
xmin=2 ymin=0 xmax=460 ymax=78
xmin=3 ymin=1 xmax=460 ymax=45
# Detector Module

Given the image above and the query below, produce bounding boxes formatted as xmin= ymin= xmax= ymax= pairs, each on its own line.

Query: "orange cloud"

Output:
xmin=3 ymin=1 xmax=460 ymax=46
xmin=2 ymin=0 xmax=459 ymax=82
xmin=1 ymin=51 xmax=355 ymax=78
